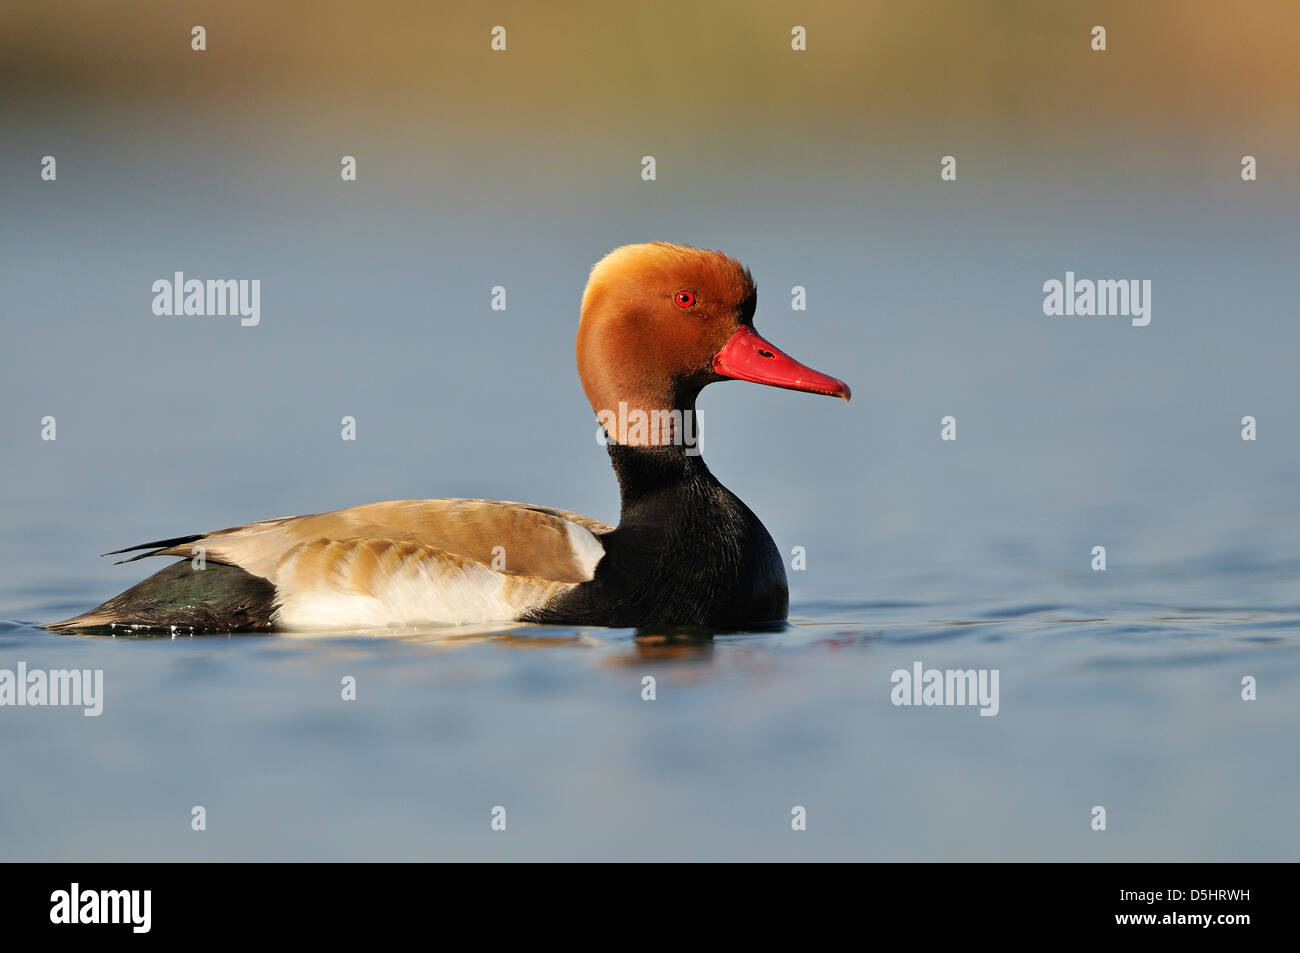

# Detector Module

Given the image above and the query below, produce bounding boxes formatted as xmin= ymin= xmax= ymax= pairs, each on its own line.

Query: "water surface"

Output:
xmin=3 ymin=94 xmax=1298 ymax=861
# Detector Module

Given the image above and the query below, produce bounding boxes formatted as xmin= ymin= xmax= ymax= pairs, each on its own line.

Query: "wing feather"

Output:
xmin=116 ymin=499 xmax=609 ymax=588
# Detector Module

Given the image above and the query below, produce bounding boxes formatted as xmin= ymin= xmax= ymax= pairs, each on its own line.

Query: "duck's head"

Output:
xmin=577 ymin=243 xmax=850 ymax=442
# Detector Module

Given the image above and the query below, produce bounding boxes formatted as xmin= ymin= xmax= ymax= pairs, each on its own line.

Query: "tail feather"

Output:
xmin=101 ymin=533 xmax=205 ymax=561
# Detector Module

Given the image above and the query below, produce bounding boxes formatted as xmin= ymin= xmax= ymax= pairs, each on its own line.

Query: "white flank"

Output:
xmin=271 ymin=554 xmax=573 ymax=629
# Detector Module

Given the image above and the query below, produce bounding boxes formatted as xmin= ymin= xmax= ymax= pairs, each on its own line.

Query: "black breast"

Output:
xmin=526 ymin=444 xmax=789 ymax=628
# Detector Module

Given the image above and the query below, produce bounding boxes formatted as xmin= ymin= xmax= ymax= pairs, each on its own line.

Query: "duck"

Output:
xmin=49 ymin=243 xmax=850 ymax=633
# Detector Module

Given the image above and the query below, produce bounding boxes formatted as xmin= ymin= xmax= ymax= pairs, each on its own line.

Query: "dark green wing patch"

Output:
xmin=48 ymin=560 xmax=278 ymax=634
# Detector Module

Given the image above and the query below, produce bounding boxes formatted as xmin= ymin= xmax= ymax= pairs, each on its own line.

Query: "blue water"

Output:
xmin=3 ymin=585 xmax=1297 ymax=860
xmin=2 ymin=119 xmax=1298 ymax=860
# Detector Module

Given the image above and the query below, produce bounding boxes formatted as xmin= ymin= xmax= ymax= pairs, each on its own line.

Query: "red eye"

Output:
xmin=674 ymin=290 xmax=696 ymax=308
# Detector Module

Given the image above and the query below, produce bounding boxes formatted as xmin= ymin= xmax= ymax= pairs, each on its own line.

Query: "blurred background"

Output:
xmin=1 ymin=1 xmax=1297 ymax=861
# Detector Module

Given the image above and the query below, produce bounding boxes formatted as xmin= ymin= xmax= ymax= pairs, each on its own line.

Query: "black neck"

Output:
xmin=605 ymin=442 xmax=715 ymax=522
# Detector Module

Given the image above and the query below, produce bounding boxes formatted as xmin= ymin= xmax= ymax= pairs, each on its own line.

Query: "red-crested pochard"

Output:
xmin=50 ymin=243 xmax=850 ymax=633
